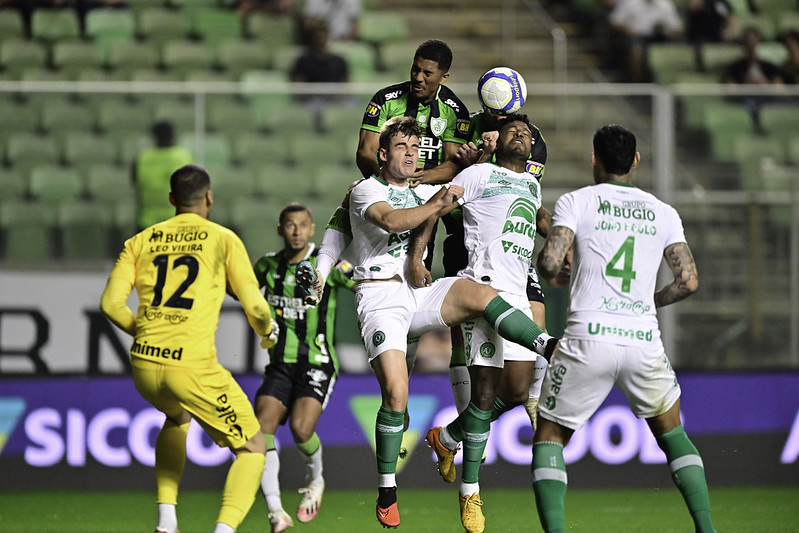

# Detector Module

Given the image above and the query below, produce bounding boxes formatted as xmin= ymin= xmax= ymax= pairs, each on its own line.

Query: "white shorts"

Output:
xmin=355 ymin=277 xmax=458 ymax=362
xmin=537 ymin=337 xmax=681 ymax=431
xmin=462 ymin=291 xmax=537 ymax=369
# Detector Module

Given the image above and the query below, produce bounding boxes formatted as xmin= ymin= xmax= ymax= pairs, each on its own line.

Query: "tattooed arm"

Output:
xmin=654 ymin=242 xmax=699 ymax=308
xmin=537 ymin=225 xmax=575 ymax=288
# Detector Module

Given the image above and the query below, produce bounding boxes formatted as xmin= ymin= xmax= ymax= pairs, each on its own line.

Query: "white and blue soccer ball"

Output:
xmin=477 ymin=67 xmax=527 ymax=115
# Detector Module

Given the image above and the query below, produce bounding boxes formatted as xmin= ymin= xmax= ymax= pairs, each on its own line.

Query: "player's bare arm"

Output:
xmin=536 ymin=206 xmax=552 ymax=238
xmin=410 ymin=141 xmax=471 ymax=186
xmin=654 ymin=242 xmax=699 ymax=308
xmin=405 ymin=216 xmax=436 ymax=287
xmin=364 ymin=185 xmax=462 ymax=233
xmin=356 ymin=128 xmax=381 ymax=178
xmin=537 ymin=225 xmax=575 ymax=288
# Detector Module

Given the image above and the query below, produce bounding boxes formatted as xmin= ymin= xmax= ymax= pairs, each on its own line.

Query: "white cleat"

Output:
xmin=268 ymin=509 xmax=293 ymax=533
xmin=296 ymin=478 xmax=324 ymax=523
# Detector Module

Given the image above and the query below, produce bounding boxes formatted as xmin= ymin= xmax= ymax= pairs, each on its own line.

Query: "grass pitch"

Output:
xmin=0 ymin=486 xmax=797 ymax=532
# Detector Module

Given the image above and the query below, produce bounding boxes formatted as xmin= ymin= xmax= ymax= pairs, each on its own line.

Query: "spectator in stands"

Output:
xmin=132 ymin=121 xmax=193 ymax=231
xmin=780 ymin=29 xmax=799 ymax=84
xmin=608 ymin=0 xmax=684 ymax=82
xmin=685 ymin=0 xmax=735 ymax=71
xmin=290 ymin=18 xmax=350 ymax=132
xmin=301 ymin=0 xmax=361 ymax=42
xmin=723 ymin=26 xmax=784 ymax=133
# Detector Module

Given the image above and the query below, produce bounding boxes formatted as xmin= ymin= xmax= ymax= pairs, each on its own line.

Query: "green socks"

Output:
xmin=483 ymin=296 xmax=545 ymax=351
xmin=656 ymin=425 xmax=716 ymax=533
xmin=532 ymin=441 xmax=567 ymax=533
xmin=375 ymin=407 xmax=405 ymax=475
xmin=457 ymin=402 xmax=491 ymax=484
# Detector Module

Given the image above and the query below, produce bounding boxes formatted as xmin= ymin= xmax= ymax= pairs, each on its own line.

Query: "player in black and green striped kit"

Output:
xmin=252 ymin=203 xmax=355 ymax=533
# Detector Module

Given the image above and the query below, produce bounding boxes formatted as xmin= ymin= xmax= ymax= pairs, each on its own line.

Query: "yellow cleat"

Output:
xmin=459 ymin=493 xmax=485 ymax=533
xmin=426 ymin=426 xmax=457 ymax=483
xmin=525 ymin=396 xmax=539 ymax=431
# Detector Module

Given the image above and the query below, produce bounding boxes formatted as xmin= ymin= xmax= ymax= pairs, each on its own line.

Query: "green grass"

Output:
xmin=0 ymin=487 xmax=797 ymax=532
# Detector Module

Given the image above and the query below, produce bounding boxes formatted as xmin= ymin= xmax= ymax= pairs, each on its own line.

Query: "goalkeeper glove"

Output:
xmin=297 ymin=260 xmax=324 ymax=306
xmin=260 ymin=322 xmax=280 ymax=349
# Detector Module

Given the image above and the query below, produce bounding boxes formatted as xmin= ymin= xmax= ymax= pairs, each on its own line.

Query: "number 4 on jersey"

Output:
xmin=605 ymin=236 xmax=636 ymax=293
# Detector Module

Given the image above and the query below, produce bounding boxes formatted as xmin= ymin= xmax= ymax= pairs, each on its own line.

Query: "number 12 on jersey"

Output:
xmin=605 ymin=236 xmax=637 ymax=293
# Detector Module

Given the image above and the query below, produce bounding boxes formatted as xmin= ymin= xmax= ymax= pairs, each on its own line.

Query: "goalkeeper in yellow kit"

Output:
xmin=100 ymin=164 xmax=279 ymax=533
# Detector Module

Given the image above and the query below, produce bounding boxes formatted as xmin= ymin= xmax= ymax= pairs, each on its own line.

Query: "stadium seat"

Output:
xmin=647 ymin=43 xmax=696 ymax=84
xmin=252 ymin=163 xmax=314 ymax=202
xmin=732 ymin=133 xmax=787 ymax=190
xmin=756 ymin=42 xmax=789 ymax=66
xmin=62 ymin=133 xmax=119 ymax=167
xmin=52 ymin=40 xmax=102 ymax=79
xmin=161 ymin=40 xmax=214 ymax=75
xmin=380 ymin=40 xmax=419 ymax=77
xmin=358 ymin=12 xmax=409 ymax=46
xmin=190 ymin=7 xmax=242 ymax=49
xmin=130 ymin=67 xmax=184 ymax=82
xmin=153 ymin=99 xmax=198 ymax=133
xmin=329 ymin=40 xmax=378 ymax=79
xmin=229 ymin=197 xmax=284 ymax=259
xmin=701 ymin=102 xmax=755 ymax=162
xmin=733 ymin=14 xmax=778 ymax=40
xmin=0 ymin=98 xmax=39 ymax=142
xmin=39 ymin=100 xmax=97 ymax=138
xmin=0 ymin=39 xmax=47 ymax=79
xmin=58 ymin=200 xmax=114 ymax=260
xmin=29 ymin=165 xmax=84 ymax=206
xmin=241 ymin=70 xmax=292 ymax=118
xmin=178 ymin=132 xmax=232 ymax=173
xmin=209 ymin=166 xmax=256 ymax=203
xmin=761 ymin=107 xmax=799 ymax=147
xmin=788 ymin=136 xmax=799 ymax=164
xmin=251 ymin=98 xmax=315 ymax=133
xmin=0 ymin=200 xmax=55 ymax=263
xmin=31 ymin=8 xmax=80 ymax=43
xmin=755 ymin=0 xmax=798 ymax=14
xmin=96 ymin=99 xmax=155 ymax=135
xmin=701 ymin=43 xmax=741 ymax=77
xmin=777 ymin=12 xmax=799 ymax=34
xmin=84 ymin=164 xmax=135 ymax=204
xmin=321 ymin=103 xmax=367 ymax=136
xmin=137 ymin=7 xmax=192 ymax=42
xmin=5 ymin=134 xmax=60 ymax=178
xmin=0 ymin=9 xmax=24 ymax=44
xmin=183 ymin=69 xmax=236 ymax=82
xmin=311 ymin=163 xmax=357 ymax=197
xmin=245 ymin=13 xmax=296 ymax=46
xmin=0 ymin=170 xmax=26 ymax=201
xmin=207 ymin=95 xmax=257 ymax=134
xmin=215 ymin=39 xmax=272 ymax=78
xmin=106 ymin=41 xmax=161 ymax=72
xmin=233 ymin=132 xmax=293 ymax=167
xmin=272 ymin=44 xmax=304 ymax=72
xmin=85 ymin=7 xmax=136 ymax=61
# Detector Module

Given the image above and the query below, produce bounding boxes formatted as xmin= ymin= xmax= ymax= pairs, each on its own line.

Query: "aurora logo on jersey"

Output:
xmin=0 ymin=397 xmax=25 ymax=457
xmin=350 ymin=394 xmax=439 ymax=472
xmin=501 ymin=198 xmax=537 ymax=238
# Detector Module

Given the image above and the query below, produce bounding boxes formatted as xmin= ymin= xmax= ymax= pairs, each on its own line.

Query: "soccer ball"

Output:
xmin=477 ymin=67 xmax=527 ymax=115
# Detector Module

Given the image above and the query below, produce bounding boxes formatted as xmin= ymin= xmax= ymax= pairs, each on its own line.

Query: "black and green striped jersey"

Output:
xmin=253 ymin=244 xmax=355 ymax=371
xmin=361 ymin=81 xmax=471 ymax=169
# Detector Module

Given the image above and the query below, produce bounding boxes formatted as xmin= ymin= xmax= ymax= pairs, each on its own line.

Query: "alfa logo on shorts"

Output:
xmin=545 ymin=396 xmax=556 ymax=410
xmin=373 ymin=331 xmax=386 ymax=347
xmin=479 ymin=342 xmax=495 ymax=358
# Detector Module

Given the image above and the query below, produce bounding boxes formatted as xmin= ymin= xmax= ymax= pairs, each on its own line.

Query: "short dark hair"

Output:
xmin=152 ymin=120 xmax=175 ymax=147
xmin=497 ymin=113 xmax=533 ymax=134
xmin=414 ymin=39 xmax=452 ymax=72
xmin=279 ymin=202 xmax=312 ymax=224
xmin=593 ymin=124 xmax=637 ymax=176
xmin=378 ymin=116 xmax=422 ymax=152
xmin=170 ymin=164 xmax=210 ymax=207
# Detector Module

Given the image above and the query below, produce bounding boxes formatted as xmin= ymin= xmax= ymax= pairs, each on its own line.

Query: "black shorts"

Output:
xmin=255 ymin=361 xmax=337 ymax=420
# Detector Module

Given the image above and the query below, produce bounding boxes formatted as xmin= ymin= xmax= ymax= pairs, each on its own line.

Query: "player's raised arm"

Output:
xmin=654 ymin=242 xmax=699 ymax=308
xmin=356 ymin=128 xmax=380 ymax=178
xmin=537 ymin=225 xmax=574 ymax=288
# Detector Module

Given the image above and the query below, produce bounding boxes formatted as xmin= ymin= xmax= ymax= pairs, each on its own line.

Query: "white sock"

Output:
xmin=528 ymin=355 xmax=547 ymax=399
xmin=300 ymin=442 xmax=324 ymax=486
xmin=261 ymin=449 xmax=282 ymax=512
xmin=213 ymin=523 xmax=235 ymax=533
xmin=156 ymin=503 xmax=177 ymax=533
xmin=378 ymin=473 xmax=396 ymax=488
xmin=449 ymin=365 xmax=471 ymax=412
xmin=440 ymin=426 xmax=459 ymax=450
xmin=460 ymin=482 xmax=480 ymax=497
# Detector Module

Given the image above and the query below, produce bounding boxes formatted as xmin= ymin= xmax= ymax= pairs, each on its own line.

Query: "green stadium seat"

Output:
xmin=761 ymin=107 xmax=799 ymax=145
xmin=0 ymin=200 xmax=55 ymax=263
xmin=0 ymin=9 xmax=24 ymax=44
xmin=6 ymin=134 xmax=60 ymax=178
xmin=116 ymin=132 xmax=152 ymax=165
xmin=62 ymin=133 xmax=119 ymax=167
xmin=130 ymin=67 xmax=184 ymax=82
xmin=85 ymin=7 xmax=137 ymax=61
xmin=755 ymin=0 xmax=798 ymax=14
xmin=727 ymin=0 xmax=752 ymax=13
xmin=161 ymin=40 xmax=214 ymax=75
xmin=252 ymin=98 xmax=315 ymax=133
xmin=320 ymin=104 xmax=366 ymax=136
xmin=84 ymin=164 xmax=135 ymax=203
xmin=777 ymin=12 xmax=799 ymax=34
xmin=0 ymin=98 xmax=39 ymax=142
xmin=215 ymin=39 xmax=272 ymax=78
xmin=96 ymin=99 xmax=155 ymax=135
xmin=788 ymin=136 xmax=799 ymax=164
xmin=39 ymin=100 xmax=97 ymax=137
xmin=31 ymin=8 xmax=80 ymax=43
xmin=58 ymin=200 xmax=113 ymax=260
xmin=358 ymin=12 xmax=409 ymax=46
xmin=137 ymin=7 xmax=192 ymax=42
xmin=0 ymin=170 xmax=26 ymax=201
xmin=757 ymin=42 xmax=789 ymax=66
xmin=190 ymin=7 xmax=242 ymax=49
xmin=380 ymin=40 xmax=418 ymax=78
xmin=233 ymin=132 xmax=293 ymax=167
xmin=252 ymin=163 xmax=313 ymax=202
xmin=286 ymin=131 xmax=348 ymax=167
xmin=241 ymin=70 xmax=292 ymax=113
xmin=153 ymin=100 xmax=198 ymax=133
xmin=229 ymin=197 xmax=284 ymax=259
xmin=207 ymin=95 xmax=257 ymax=134
xmin=733 ymin=14 xmax=778 ymax=40
xmin=29 ymin=165 xmax=84 ymax=206
xmin=209 ymin=165 xmax=256 ymax=203
xmin=183 ymin=69 xmax=236 ymax=82
xmin=732 ymin=133 xmax=787 ymax=190
xmin=246 ymin=13 xmax=296 ymax=46
xmin=178 ymin=132 xmax=232 ymax=173
xmin=272 ymin=44 xmax=303 ymax=72
xmin=701 ymin=43 xmax=741 ymax=77
xmin=311 ymin=163 xmax=357 ymax=197
xmin=106 ymin=41 xmax=161 ymax=72
xmin=329 ymin=40 xmax=377 ymax=78
xmin=647 ymin=43 xmax=696 ymax=84
xmin=701 ymin=102 xmax=755 ymax=162
xmin=52 ymin=40 xmax=102 ymax=79
xmin=0 ymin=39 xmax=47 ymax=79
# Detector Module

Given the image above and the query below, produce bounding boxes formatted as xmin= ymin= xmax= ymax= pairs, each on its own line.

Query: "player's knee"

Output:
xmin=236 ymin=431 xmax=266 ymax=455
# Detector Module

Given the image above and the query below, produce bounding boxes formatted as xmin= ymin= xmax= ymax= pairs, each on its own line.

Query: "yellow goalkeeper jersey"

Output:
xmin=106 ymin=212 xmax=270 ymax=368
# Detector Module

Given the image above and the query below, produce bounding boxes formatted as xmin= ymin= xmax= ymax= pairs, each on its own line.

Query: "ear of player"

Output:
xmin=297 ymin=260 xmax=325 ymax=307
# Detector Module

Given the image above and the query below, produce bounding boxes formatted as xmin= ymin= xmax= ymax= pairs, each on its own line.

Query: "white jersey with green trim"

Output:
xmin=552 ymin=181 xmax=687 ymax=347
xmin=454 ymin=162 xmax=542 ymax=295
xmin=349 ymin=176 xmax=441 ymax=281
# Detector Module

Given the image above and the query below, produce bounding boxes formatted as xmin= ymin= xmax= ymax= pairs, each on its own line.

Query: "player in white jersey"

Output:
xmin=406 ymin=114 xmax=548 ymax=533
xmin=347 ymin=116 xmax=557 ymax=529
xmin=533 ymin=124 xmax=716 ymax=533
